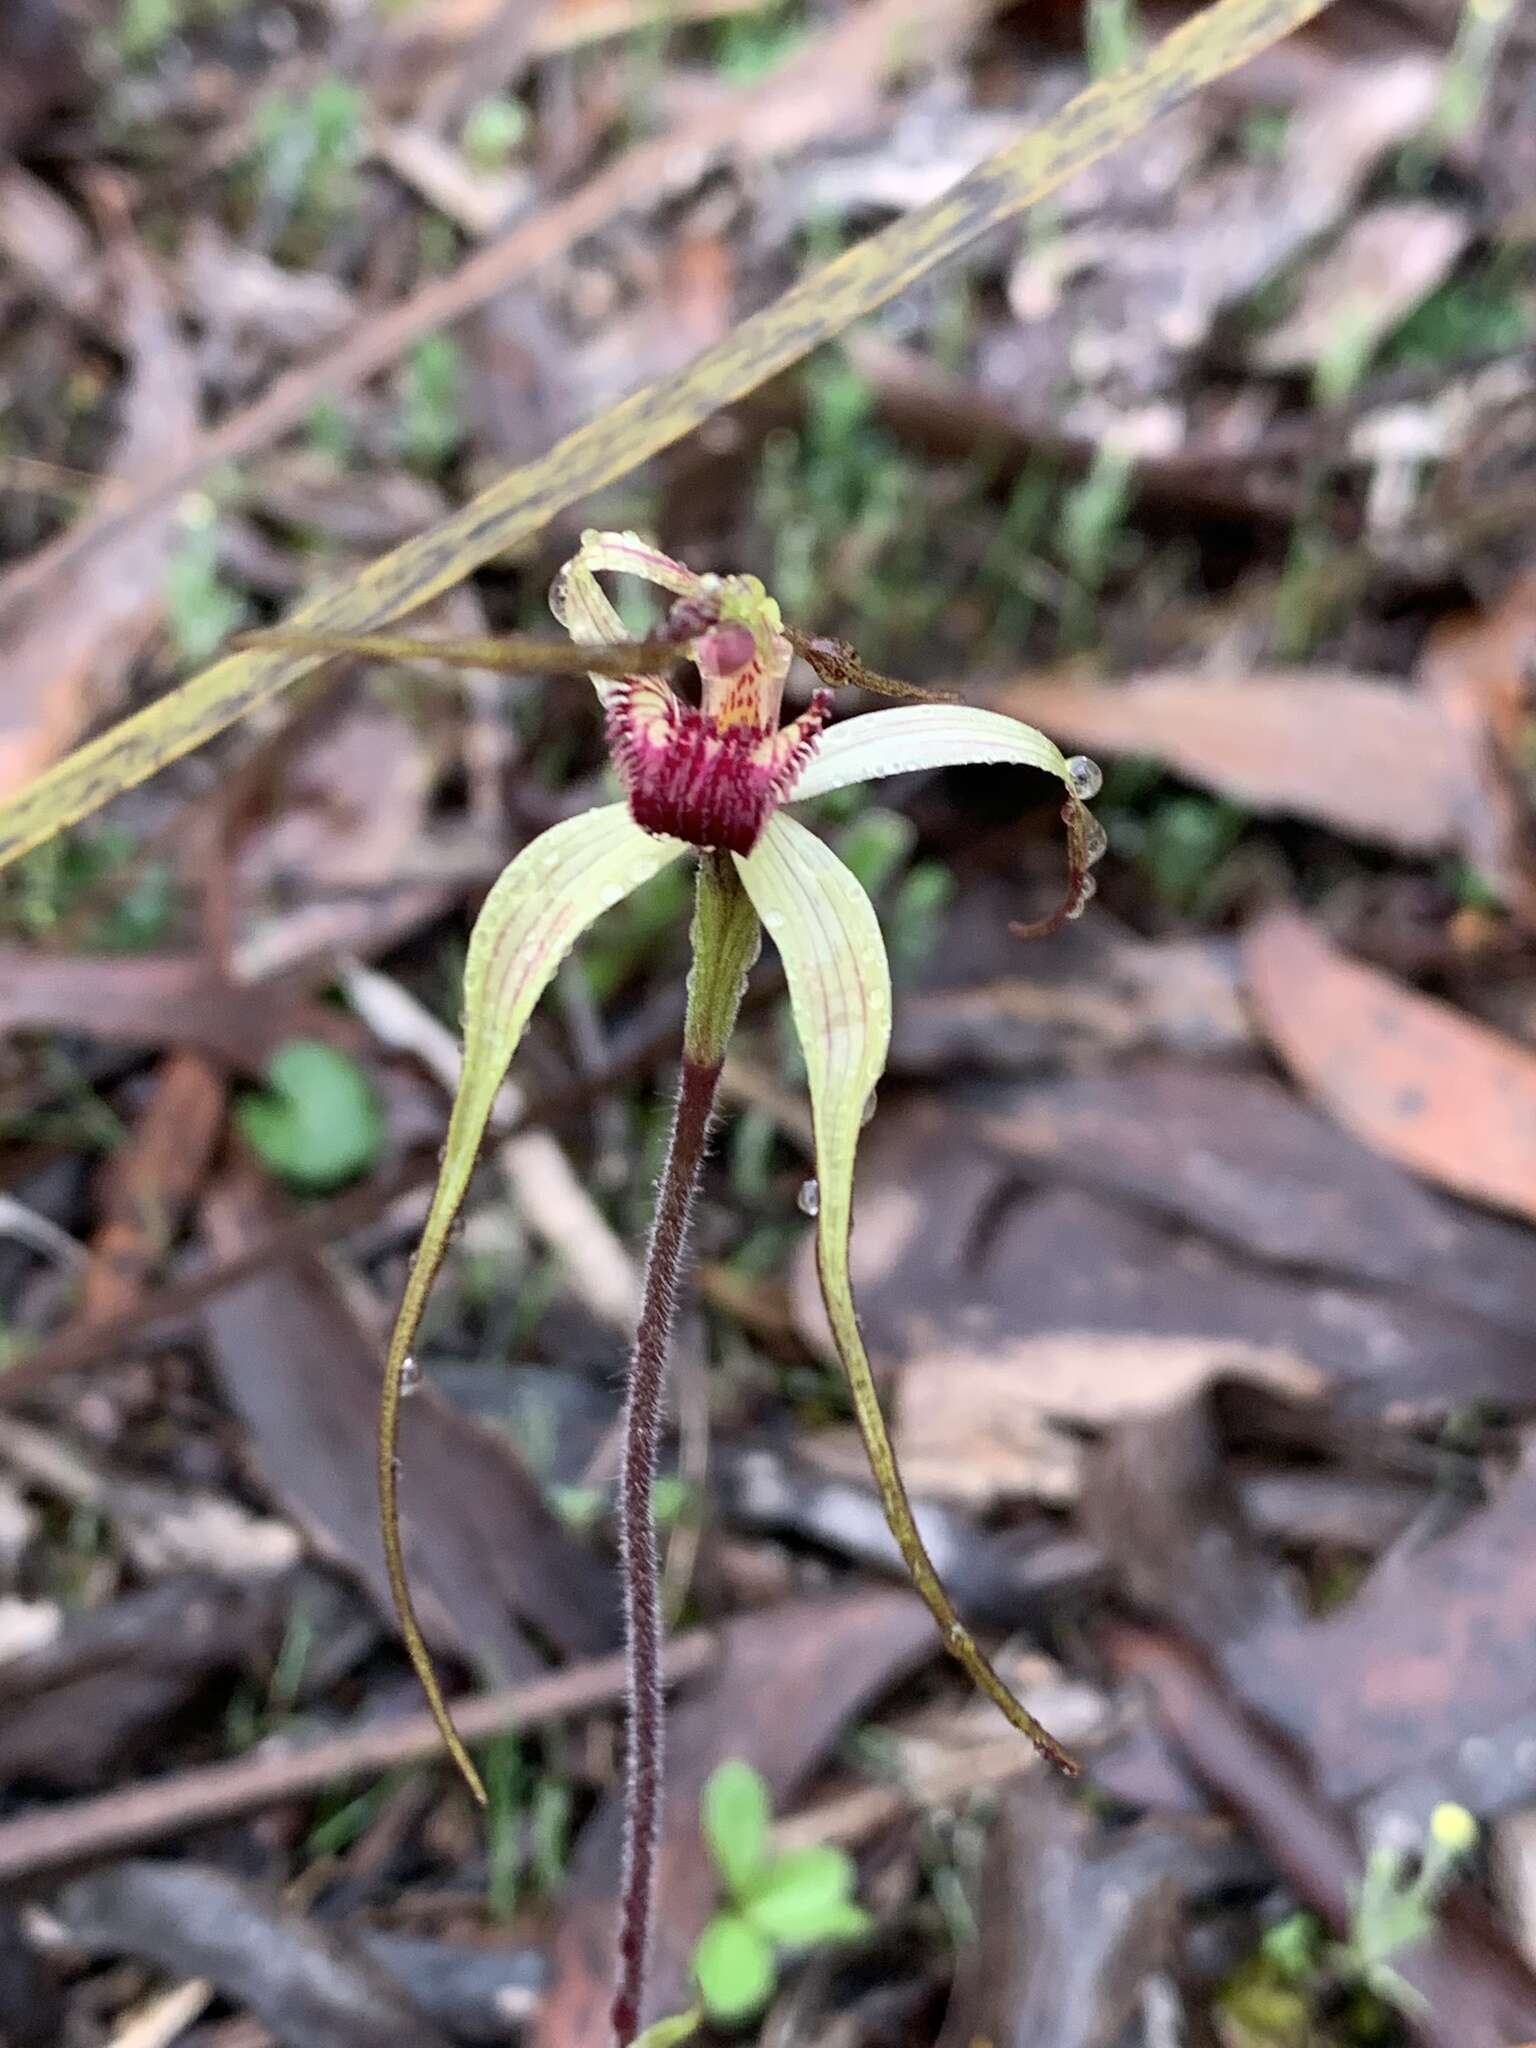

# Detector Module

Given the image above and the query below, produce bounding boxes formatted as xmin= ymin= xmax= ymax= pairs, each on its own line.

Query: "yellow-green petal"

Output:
xmin=787 ymin=703 xmax=1069 ymax=803
xmin=733 ymin=815 xmax=1076 ymax=1770
xmin=380 ymin=805 xmax=686 ymax=1798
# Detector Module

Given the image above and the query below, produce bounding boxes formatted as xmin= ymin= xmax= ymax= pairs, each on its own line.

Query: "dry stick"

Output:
xmin=0 ymin=0 xmax=1332 ymax=874
xmin=0 ymin=1635 xmax=715 ymax=1888
xmin=0 ymin=0 xmax=953 ymax=633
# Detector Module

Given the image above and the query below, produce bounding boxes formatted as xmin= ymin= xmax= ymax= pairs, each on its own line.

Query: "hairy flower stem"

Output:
xmin=612 ymin=853 xmax=759 ymax=2048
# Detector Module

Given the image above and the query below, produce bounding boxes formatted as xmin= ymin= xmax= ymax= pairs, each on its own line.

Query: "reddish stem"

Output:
xmin=611 ymin=1051 xmax=723 ymax=2047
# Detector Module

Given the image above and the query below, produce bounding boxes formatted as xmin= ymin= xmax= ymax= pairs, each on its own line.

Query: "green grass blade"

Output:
xmin=0 ymin=0 xmax=1329 ymax=873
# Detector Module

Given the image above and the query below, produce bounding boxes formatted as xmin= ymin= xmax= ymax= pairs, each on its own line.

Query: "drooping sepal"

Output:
xmin=733 ymin=813 xmax=1078 ymax=1773
xmin=379 ymin=806 xmax=687 ymax=1799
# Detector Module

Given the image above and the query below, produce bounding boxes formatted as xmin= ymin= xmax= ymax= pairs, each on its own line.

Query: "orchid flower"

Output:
xmin=250 ymin=531 xmax=1103 ymax=2044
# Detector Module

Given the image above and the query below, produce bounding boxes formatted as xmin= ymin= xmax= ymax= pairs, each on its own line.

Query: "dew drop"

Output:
xmin=861 ymin=1089 xmax=878 ymax=1127
xmin=797 ymin=1177 xmax=820 ymax=1217
xmin=1065 ymin=873 xmax=1099 ymax=920
xmin=764 ymin=910 xmax=785 ymax=932
xmin=400 ymin=1354 xmax=421 ymax=1397
xmin=1083 ymin=816 xmax=1109 ymax=867
xmin=1065 ymin=754 xmax=1103 ymax=801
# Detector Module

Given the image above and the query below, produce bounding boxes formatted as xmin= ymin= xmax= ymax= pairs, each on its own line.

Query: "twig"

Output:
xmin=0 ymin=1635 xmax=715 ymax=1887
xmin=530 ymin=0 xmax=766 ymax=54
xmin=104 ymin=1979 xmax=215 ymax=2048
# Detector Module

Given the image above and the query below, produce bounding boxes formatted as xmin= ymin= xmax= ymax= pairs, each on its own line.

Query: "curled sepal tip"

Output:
xmin=380 ymin=805 xmax=686 ymax=1802
xmin=733 ymin=814 xmax=1077 ymax=1774
xmin=783 ymin=706 xmax=1100 ymax=951
xmin=1010 ymin=791 xmax=1102 ymax=942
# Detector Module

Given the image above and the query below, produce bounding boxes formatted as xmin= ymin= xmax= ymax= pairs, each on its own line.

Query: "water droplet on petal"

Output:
xmin=400 ymin=1354 xmax=421 ymax=1397
xmin=764 ymin=910 xmax=785 ymax=932
xmin=1083 ymin=816 xmax=1109 ymax=867
xmin=1065 ymin=873 xmax=1099 ymax=920
xmin=1066 ymin=754 xmax=1103 ymax=801
xmin=861 ymin=1090 xmax=878 ymax=1127
xmin=797 ymin=1177 xmax=820 ymax=1217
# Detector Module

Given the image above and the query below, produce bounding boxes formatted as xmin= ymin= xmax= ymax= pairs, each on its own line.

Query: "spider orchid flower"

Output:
xmin=373 ymin=530 xmax=1103 ymax=2042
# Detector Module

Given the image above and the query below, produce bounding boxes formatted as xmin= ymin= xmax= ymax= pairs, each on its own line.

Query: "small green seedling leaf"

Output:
xmin=462 ymin=94 xmax=528 ymax=171
xmin=693 ymin=1913 xmax=775 ymax=2024
xmin=237 ymin=1039 xmax=384 ymax=1191
xmin=743 ymin=1845 xmax=868 ymax=1947
xmin=630 ymin=2011 xmax=702 ymax=2048
xmin=702 ymin=1760 xmax=771 ymax=1899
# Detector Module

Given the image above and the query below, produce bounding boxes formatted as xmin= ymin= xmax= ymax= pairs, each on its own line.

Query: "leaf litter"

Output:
xmin=1 ymin=1 xmax=1536 ymax=2044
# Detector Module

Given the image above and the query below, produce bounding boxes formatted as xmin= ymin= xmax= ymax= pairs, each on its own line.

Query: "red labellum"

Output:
xmin=607 ymin=679 xmax=831 ymax=856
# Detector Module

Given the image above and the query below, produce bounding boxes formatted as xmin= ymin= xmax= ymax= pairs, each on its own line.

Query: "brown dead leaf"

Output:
xmin=0 ymin=1573 xmax=287 ymax=1790
xmin=940 ymin=1779 xmax=1187 ymax=2048
xmin=896 ymin=1339 xmax=1318 ymax=1510
xmin=0 ymin=951 xmax=293 ymax=1068
xmin=180 ymin=219 xmax=356 ymax=365
xmin=997 ymin=669 xmax=1467 ymax=854
xmin=798 ymin=1090 xmax=1536 ymax=1411
xmin=1231 ymin=1456 xmax=1536 ymax=1806
xmin=0 ymin=0 xmax=972 ymax=620
xmin=972 ymin=1063 xmax=1536 ymax=1339
xmin=1417 ymin=563 xmax=1536 ymax=926
xmin=235 ymin=699 xmax=434 ymax=909
xmin=893 ymin=1374 xmax=1084 ymax=1507
xmin=55 ymin=1861 xmax=453 ymax=2048
xmin=1244 ymin=907 xmax=1536 ymax=1223
xmin=1083 ymin=1397 xmax=1302 ymax=1659
xmin=0 ymin=234 xmax=198 ymax=797
xmin=890 ymin=882 xmax=1250 ymax=1079
xmin=201 ymin=1169 xmax=618 ymax=1679
xmin=83 ymin=1052 xmax=226 ymax=1322
xmin=0 ymin=0 xmax=80 ymax=153
xmin=0 ymin=166 xmax=103 ymax=326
